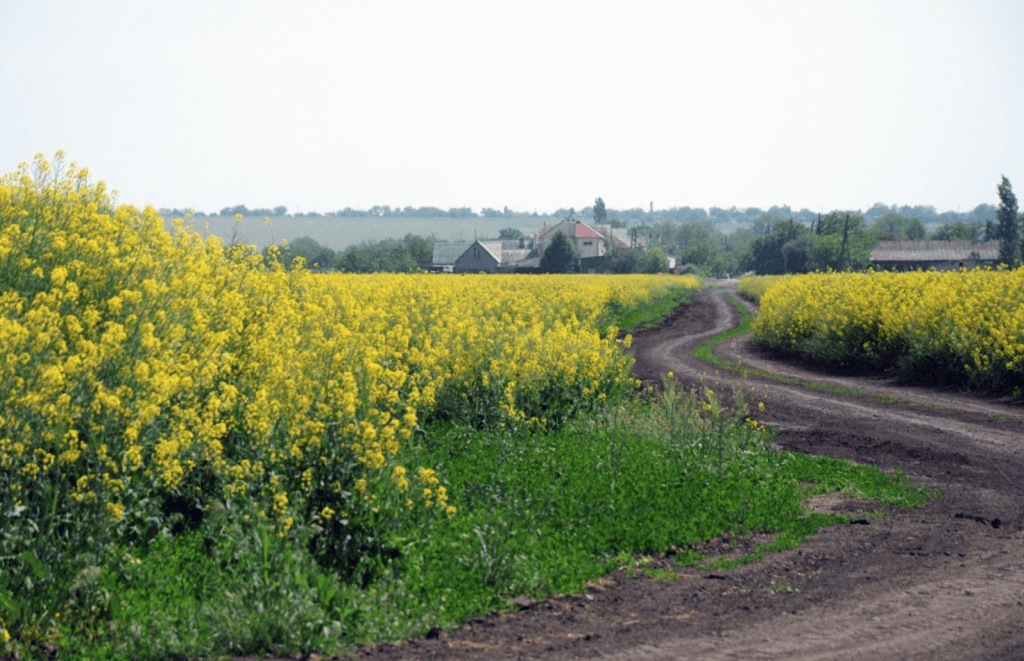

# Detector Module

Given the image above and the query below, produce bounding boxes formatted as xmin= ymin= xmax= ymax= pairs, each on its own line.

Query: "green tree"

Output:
xmin=220 ymin=204 xmax=250 ymax=216
xmin=540 ymin=232 xmax=579 ymax=273
xmin=930 ymin=221 xmax=981 ymax=241
xmin=593 ymin=197 xmax=607 ymax=224
xmin=872 ymin=212 xmax=926 ymax=240
xmin=806 ymin=212 xmax=874 ymax=271
xmin=609 ymin=247 xmax=645 ymax=273
xmin=498 ymin=227 xmax=524 ymax=240
xmin=403 ymin=233 xmax=433 ymax=269
xmin=993 ymin=176 xmax=1020 ymax=266
xmin=270 ymin=236 xmax=336 ymax=270
xmin=335 ymin=239 xmax=418 ymax=273
xmin=743 ymin=217 xmax=811 ymax=274
xmin=668 ymin=221 xmax=726 ymax=272
xmin=643 ymin=247 xmax=668 ymax=273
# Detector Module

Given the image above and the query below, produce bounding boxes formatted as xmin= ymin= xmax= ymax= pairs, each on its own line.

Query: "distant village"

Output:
xmin=158 ymin=200 xmax=1013 ymax=275
xmin=431 ymin=213 xmax=1003 ymax=274
xmin=432 ymin=213 xmax=657 ymax=274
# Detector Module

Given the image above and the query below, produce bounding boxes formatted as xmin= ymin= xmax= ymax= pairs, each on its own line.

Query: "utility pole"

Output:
xmin=837 ymin=213 xmax=851 ymax=271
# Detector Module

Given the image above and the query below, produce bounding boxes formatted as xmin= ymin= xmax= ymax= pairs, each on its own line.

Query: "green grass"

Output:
xmin=598 ymin=283 xmax=696 ymax=336
xmin=692 ymin=293 xmax=754 ymax=367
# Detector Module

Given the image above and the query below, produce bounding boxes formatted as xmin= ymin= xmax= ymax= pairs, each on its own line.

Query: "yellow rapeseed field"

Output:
xmin=749 ymin=270 xmax=1024 ymax=387
xmin=0 ymin=153 xmax=699 ymax=560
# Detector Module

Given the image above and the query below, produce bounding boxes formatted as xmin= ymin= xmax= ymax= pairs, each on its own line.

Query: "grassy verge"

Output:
xmin=597 ymin=281 xmax=697 ymax=336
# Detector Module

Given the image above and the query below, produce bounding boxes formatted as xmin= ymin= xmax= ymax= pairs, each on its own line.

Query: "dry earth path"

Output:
xmin=353 ymin=283 xmax=1024 ymax=660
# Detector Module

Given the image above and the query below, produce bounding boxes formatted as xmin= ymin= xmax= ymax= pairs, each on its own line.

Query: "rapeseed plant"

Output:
xmin=0 ymin=153 xmax=698 ymax=647
xmin=746 ymin=269 xmax=1024 ymax=389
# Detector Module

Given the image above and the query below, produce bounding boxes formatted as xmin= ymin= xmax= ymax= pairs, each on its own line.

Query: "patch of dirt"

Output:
xmin=351 ymin=285 xmax=1024 ymax=661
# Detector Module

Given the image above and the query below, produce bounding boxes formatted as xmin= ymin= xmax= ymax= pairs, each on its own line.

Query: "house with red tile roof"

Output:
xmin=536 ymin=214 xmax=610 ymax=259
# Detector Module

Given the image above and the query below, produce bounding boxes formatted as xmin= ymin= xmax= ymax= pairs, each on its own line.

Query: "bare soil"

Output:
xmin=354 ymin=283 xmax=1024 ymax=660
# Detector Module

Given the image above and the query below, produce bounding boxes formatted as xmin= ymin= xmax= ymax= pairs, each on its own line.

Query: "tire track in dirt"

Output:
xmin=652 ymin=287 xmax=1024 ymax=455
xmin=623 ymin=283 xmax=1024 ymax=661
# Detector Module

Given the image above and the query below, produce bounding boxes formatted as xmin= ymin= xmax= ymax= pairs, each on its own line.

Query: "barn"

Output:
xmin=870 ymin=240 xmax=1001 ymax=271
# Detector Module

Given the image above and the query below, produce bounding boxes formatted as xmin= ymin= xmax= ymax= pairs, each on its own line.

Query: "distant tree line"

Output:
xmin=630 ymin=184 xmax=1014 ymax=277
xmin=163 ymin=202 xmax=999 ymax=229
xmin=265 ymin=233 xmax=434 ymax=273
xmin=219 ymin=204 xmax=289 ymax=217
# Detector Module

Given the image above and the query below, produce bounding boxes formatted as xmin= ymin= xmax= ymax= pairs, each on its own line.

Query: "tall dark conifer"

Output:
xmin=996 ymin=176 xmax=1019 ymax=266
xmin=593 ymin=197 xmax=607 ymax=224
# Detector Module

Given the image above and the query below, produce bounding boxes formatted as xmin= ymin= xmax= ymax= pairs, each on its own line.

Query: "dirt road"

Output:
xmin=361 ymin=285 xmax=1024 ymax=660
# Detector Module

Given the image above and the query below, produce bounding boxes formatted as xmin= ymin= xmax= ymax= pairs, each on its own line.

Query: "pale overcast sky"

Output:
xmin=1 ymin=0 xmax=1022 ymax=216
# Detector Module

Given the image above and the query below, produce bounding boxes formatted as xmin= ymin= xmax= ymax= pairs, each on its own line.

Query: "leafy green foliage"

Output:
xmin=593 ymin=197 xmax=607 ymax=224
xmin=540 ymin=231 xmax=579 ymax=273
xmin=805 ymin=212 xmax=875 ymax=271
xmin=645 ymin=220 xmax=734 ymax=277
xmin=930 ymin=220 xmax=983 ymax=241
xmin=993 ymin=175 xmax=1020 ymax=266
xmin=644 ymin=247 xmax=669 ymax=273
xmin=872 ymin=212 xmax=926 ymax=240
xmin=743 ymin=217 xmax=812 ymax=275
xmin=276 ymin=235 xmax=336 ymax=269
xmin=334 ymin=233 xmax=433 ymax=272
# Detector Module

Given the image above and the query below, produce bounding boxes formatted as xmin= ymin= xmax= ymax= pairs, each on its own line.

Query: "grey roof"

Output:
xmin=871 ymin=240 xmax=1000 ymax=262
xmin=500 ymin=249 xmax=532 ymax=265
xmin=432 ymin=243 xmax=471 ymax=265
xmin=477 ymin=241 xmax=504 ymax=262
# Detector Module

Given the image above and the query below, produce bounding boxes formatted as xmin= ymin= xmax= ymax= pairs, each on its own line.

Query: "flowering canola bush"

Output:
xmin=0 ymin=154 xmax=698 ymax=590
xmin=737 ymin=274 xmax=797 ymax=303
xmin=751 ymin=269 xmax=1024 ymax=389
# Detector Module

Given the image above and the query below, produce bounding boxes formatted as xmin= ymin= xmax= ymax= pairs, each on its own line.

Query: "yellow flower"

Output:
xmin=106 ymin=502 xmax=125 ymax=521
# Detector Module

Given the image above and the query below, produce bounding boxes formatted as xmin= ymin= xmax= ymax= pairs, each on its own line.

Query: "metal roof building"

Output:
xmin=870 ymin=240 xmax=1001 ymax=271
